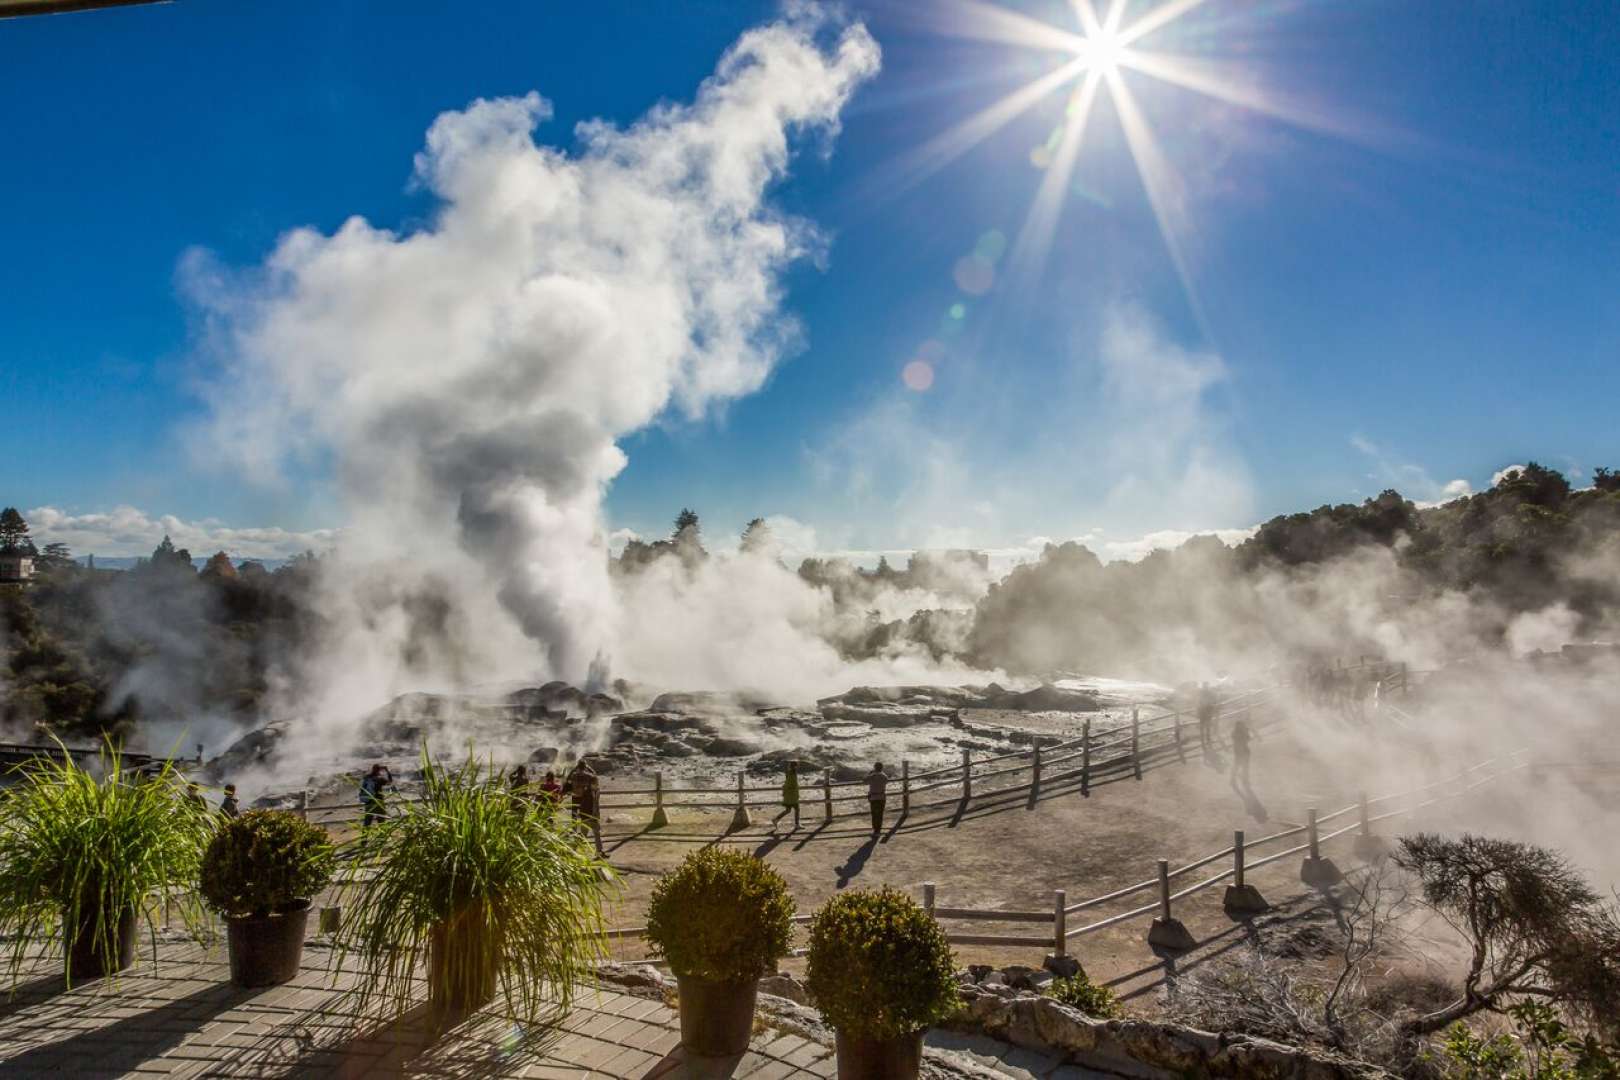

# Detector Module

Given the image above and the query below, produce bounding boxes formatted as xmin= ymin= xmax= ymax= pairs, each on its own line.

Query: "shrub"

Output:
xmin=805 ymin=887 xmax=960 ymax=1040
xmin=200 ymin=810 xmax=335 ymax=918
xmin=0 ymin=740 xmax=213 ymax=985
xmin=334 ymin=749 xmax=616 ymax=1028
xmin=646 ymin=848 xmax=794 ymax=983
xmin=1046 ymin=970 xmax=1122 ymax=1018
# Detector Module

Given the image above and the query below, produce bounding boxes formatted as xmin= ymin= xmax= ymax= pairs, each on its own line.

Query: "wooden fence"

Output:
xmin=298 ymin=669 xmax=1404 ymax=832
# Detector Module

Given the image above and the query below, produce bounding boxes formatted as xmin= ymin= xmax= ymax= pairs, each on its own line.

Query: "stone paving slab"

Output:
xmin=0 ymin=943 xmax=844 ymax=1079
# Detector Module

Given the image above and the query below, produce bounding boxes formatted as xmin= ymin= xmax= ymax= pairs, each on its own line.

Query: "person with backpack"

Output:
xmin=359 ymin=763 xmax=393 ymax=831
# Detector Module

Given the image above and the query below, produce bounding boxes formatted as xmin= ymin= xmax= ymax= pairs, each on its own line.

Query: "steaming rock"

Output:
xmin=700 ymin=736 xmax=763 ymax=758
xmin=648 ymin=690 xmax=783 ymax=715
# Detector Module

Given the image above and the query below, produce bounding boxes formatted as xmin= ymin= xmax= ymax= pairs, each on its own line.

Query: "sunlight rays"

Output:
xmin=899 ymin=0 xmax=1373 ymax=317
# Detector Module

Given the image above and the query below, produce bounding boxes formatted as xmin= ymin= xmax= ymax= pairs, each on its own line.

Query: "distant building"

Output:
xmin=0 ymin=551 xmax=34 ymax=583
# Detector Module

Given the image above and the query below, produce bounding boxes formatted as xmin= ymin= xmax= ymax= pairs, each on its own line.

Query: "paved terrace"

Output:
xmin=0 ymin=942 xmax=1112 ymax=1079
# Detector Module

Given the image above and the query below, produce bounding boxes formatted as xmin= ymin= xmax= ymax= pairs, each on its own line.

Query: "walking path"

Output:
xmin=0 ymin=942 xmax=1110 ymax=1079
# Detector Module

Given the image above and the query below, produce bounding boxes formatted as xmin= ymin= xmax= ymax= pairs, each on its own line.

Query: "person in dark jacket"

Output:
xmin=866 ymin=762 xmax=889 ymax=836
xmin=359 ymin=764 xmax=392 ymax=831
xmin=219 ymin=783 xmax=241 ymax=818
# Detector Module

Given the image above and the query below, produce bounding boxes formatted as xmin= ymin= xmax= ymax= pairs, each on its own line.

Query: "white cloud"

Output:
xmin=1492 ymin=464 xmax=1528 ymax=487
xmin=1350 ymin=435 xmax=1473 ymax=506
xmin=26 ymin=505 xmax=337 ymax=560
xmin=1099 ymin=526 xmax=1259 ymax=563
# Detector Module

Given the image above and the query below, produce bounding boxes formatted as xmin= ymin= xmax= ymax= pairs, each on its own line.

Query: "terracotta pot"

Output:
xmin=65 ymin=905 xmax=137 ymax=981
xmin=226 ymin=901 xmax=309 ymax=987
xmin=427 ymin=907 xmax=499 ymax=1021
xmin=675 ymin=974 xmax=759 ymax=1057
xmin=834 ymin=1029 xmax=925 ymax=1080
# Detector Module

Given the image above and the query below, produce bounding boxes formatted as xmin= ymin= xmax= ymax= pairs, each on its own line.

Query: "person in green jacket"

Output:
xmin=778 ymin=760 xmax=801 ymax=829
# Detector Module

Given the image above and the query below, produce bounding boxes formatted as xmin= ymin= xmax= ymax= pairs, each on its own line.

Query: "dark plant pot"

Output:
xmin=226 ymin=902 xmax=309 ymax=988
xmin=65 ymin=905 xmax=137 ymax=981
xmin=427 ymin=908 xmax=498 ymax=1022
xmin=675 ymin=974 xmax=759 ymax=1057
xmin=834 ymin=1029 xmax=925 ymax=1080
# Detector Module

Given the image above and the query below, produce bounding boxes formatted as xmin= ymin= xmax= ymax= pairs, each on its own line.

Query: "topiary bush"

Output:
xmin=1046 ymin=970 xmax=1122 ymax=1018
xmin=645 ymin=848 xmax=794 ymax=983
xmin=805 ymin=886 xmax=960 ymax=1040
xmin=201 ymin=810 xmax=335 ymax=918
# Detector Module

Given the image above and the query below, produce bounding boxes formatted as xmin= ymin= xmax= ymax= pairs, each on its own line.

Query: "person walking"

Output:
xmin=1229 ymin=719 xmax=1252 ymax=786
xmin=569 ymin=761 xmax=603 ymax=856
xmin=1196 ymin=683 xmax=1218 ymax=755
xmin=866 ymin=762 xmax=889 ymax=837
xmin=359 ymin=764 xmax=393 ymax=832
xmin=219 ymin=783 xmax=241 ymax=818
xmin=184 ymin=781 xmax=207 ymax=813
xmin=778 ymin=761 xmax=801 ymax=829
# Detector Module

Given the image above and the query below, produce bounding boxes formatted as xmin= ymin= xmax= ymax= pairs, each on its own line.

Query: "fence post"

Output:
xmin=1400 ymin=662 xmax=1409 ymax=697
xmin=1131 ymin=707 xmax=1142 ymax=780
xmin=1225 ymin=828 xmax=1268 ymax=914
xmin=729 ymin=772 xmax=752 ymax=832
xmin=1081 ymin=720 xmax=1092 ymax=796
xmin=823 ymin=770 xmax=833 ymax=822
xmin=650 ymin=771 xmax=669 ymax=829
xmin=1052 ymin=890 xmax=1067 ymax=957
xmin=297 ymin=789 xmax=309 ymax=822
xmin=1147 ymin=858 xmax=1195 ymax=949
xmin=1032 ymin=742 xmax=1042 ymax=791
xmin=1301 ymin=806 xmax=1343 ymax=887
xmin=1173 ymin=710 xmax=1184 ymax=763
xmin=1353 ymin=791 xmax=1383 ymax=858
xmin=923 ymin=881 xmax=936 ymax=918
xmin=901 ymin=759 xmax=911 ymax=816
xmin=961 ymin=748 xmax=972 ymax=802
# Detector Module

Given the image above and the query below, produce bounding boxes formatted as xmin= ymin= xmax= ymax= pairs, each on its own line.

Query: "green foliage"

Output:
xmin=645 ymin=848 xmax=794 ymax=983
xmin=1045 ymin=970 xmax=1122 ymax=1018
xmin=0 ymin=507 xmax=31 ymax=553
xmin=805 ymin=887 xmax=960 ymax=1040
xmin=334 ymin=748 xmax=616 ymax=1028
xmin=200 ymin=810 xmax=334 ymax=918
xmin=0 ymin=741 xmax=213 ymax=985
xmin=1436 ymin=1002 xmax=1620 ymax=1079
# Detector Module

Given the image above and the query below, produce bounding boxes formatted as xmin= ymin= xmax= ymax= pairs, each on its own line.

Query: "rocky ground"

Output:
xmin=206 ymin=675 xmax=1177 ymax=808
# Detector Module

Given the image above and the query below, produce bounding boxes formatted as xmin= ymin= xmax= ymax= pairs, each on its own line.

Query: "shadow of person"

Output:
xmin=835 ymin=836 xmax=877 ymax=889
xmin=753 ymin=833 xmax=785 ymax=859
xmin=1228 ymin=772 xmax=1268 ymax=822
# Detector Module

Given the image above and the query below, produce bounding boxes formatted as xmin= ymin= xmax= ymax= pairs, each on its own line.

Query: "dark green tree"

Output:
xmin=36 ymin=542 xmax=73 ymax=570
xmin=0 ymin=507 xmax=31 ymax=552
xmin=673 ymin=509 xmax=700 ymax=538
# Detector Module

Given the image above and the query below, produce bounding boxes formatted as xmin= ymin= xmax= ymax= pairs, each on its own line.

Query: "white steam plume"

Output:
xmin=186 ymin=12 xmax=880 ymax=722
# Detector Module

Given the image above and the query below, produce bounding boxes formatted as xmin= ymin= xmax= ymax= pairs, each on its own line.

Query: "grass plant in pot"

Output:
xmin=335 ymin=749 xmax=615 ymax=1031
xmin=201 ymin=810 xmax=335 ymax=987
xmin=806 ymin=887 xmax=961 ymax=1080
xmin=0 ymin=741 xmax=212 ymax=986
xmin=645 ymin=848 xmax=795 ymax=1057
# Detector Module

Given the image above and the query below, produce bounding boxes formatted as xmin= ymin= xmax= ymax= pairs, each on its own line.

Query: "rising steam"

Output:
xmin=186 ymin=10 xmax=880 ymax=724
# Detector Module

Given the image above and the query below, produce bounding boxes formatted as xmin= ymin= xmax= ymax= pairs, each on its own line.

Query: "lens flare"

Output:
xmin=902 ymin=360 xmax=936 ymax=391
xmin=903 ymin=0 xmax=1381 ymax=313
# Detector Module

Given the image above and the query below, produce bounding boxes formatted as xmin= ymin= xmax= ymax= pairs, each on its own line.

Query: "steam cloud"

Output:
xmin=187 ymin=11 xmax=881 ymax=721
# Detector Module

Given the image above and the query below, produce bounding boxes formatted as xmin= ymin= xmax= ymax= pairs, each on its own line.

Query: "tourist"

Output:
xmin=359 ymin=763 xmax=393 ymax=831
xmin=1196 ymin=683 xmax=1218 ymax=753
xmin=866 ymin=762 xmax=888 ymax=836
xmin=539 ymin=769 xmax=563 ymax=808
xmin=184 ymin=781 xmax=206 ymax=812
xmin=778 ymin=760 xmax=801 ymax=829
xmin=509 ymin=763 xmax=530 ymax=806
xmin=569 ymin=761 xmax=603 ymax=855
xmin=1230 ymin=719 xmax=1252 ymax=786
xmin=219 ymin=783 xmax=240 ymax=818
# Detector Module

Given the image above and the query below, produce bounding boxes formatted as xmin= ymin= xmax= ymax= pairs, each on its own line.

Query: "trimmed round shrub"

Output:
xmin=805 ymin=886 xmax=960 ymax=1040
xmin=201 ymin=810 xmax=335 ymax=918
xmin=645 ymin=848 xmax=795 ymax=983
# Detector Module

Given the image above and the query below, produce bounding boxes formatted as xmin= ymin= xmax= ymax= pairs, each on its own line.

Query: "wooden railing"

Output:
xmin=296 ymin=674 xmax=1339 ymax=831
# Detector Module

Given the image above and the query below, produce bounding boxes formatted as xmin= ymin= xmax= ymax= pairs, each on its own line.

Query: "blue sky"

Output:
xmin=2 ymin=0 xmax=1616 ymax=559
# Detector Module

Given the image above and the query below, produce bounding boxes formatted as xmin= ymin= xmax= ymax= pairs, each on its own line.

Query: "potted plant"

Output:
xmin=806 ymin=887 xmax=961 ymax=1080
xmin=335 ymin=749 xmax=615 ymax=1029
xmin=200 ymin=809 xmax=335 ymax=987
xmin=645 ymin=848 xmax=795 ymax=1057
xmin=0 ymin=741 xmax=212 ymax=985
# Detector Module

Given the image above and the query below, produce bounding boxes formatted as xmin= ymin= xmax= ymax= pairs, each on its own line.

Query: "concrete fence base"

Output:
xmin=1300 ymin=856 xmax=1343 ymax=889
xmin=1147 ymin=916 xmax=1197 ymax=952
xmin=1222 ymin=884 xmax=1269 ymax=916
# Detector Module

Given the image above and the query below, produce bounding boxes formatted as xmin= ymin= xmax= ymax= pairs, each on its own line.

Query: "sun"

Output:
xmin=887 ymin=0 xmax=1366 ymax=316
